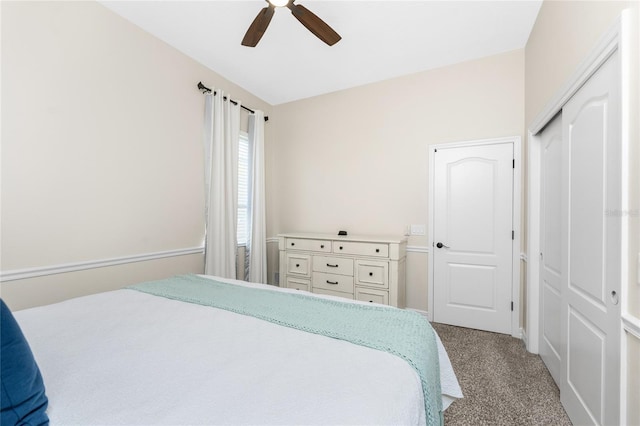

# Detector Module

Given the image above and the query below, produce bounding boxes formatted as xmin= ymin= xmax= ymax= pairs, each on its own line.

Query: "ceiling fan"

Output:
xmin=242 ymin=0 xmax=341 ymax=47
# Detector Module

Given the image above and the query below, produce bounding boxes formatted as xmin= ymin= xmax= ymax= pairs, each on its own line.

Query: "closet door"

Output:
xmin=539 ymin=114 xmax=563 ymax=386
xmin=561 ymin=51 xmax=621 ymax=426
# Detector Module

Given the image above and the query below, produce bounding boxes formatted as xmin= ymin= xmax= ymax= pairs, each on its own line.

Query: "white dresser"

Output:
xmin=278 ymin=233 xmax=407 ymax=308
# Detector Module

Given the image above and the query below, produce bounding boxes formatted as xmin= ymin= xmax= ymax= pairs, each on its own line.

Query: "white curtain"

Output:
xmin=245 ymin=111 xmax=267 ymax=283
xmin=203 ymin=91 xmax=241 ymax=278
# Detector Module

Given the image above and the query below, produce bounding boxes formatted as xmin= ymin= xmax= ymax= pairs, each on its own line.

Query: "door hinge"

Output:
xmin=511 ymin=301 xmax=514 ymax=311
xmin=512 ymin=230 xmax=515 ymax=240
xmin=512 ymin=159 xmax=515 ymax=168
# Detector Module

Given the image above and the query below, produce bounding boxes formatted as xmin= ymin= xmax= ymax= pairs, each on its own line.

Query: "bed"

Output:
xmin=8 ymin=274 xmax=462 ymax=425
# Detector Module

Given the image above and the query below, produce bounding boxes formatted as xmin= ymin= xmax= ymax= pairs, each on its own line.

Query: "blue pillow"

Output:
xmin=1 ymin=299 xmax=49 ymax=425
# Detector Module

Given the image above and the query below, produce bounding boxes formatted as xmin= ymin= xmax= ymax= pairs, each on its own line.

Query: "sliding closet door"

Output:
xmin=539 ymin=114 xmax=563 ymax=386
xmin=561 ymin=51 xmax=621 ymax=426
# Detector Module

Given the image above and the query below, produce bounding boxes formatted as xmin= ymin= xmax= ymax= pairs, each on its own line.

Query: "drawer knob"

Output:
xmin=369 ymin=272 xmax=373 ymax=276
xmin=291 ymin=242 xmax=295 ymax=246
xmin=326 ymin=280 xmax=338 ymax=285
xmin=369 ymin=300 xmax=373 ymax=303
xmin=296 ymin=264 xmax=300 ymax=267
xmin=327 ymin=263 xmax=339 ymax=268
xmin=339 ymin=246 xmax=343 ymax=250
xmin=375 ymin=248 xmax=380 ymax=253
xmin=320 ymin=244 xmax=325 ymax=248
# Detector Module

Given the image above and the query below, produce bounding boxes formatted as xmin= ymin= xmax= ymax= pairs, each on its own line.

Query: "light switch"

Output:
xmin=410 ymin=224 xmax=426 ymax=236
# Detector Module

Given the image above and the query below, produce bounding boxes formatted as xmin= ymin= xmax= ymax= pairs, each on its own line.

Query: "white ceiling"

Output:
xmin=100 ymin=1 xmax=542 ymax=105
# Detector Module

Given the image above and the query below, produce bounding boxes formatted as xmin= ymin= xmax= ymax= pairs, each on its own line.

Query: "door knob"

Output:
xmin=436 ymin=242 xmax=450 ymax=249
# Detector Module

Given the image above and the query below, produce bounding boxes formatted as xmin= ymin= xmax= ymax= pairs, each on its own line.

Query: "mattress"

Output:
xmin=14 ymin=275 xmax=462 ymax=425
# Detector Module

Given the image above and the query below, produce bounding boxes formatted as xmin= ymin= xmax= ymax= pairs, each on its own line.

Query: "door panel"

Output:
xmin=448 ymin=159 xmax=496 ymax=254
xmin=561 ymin=51 xmax=620 ymax=426
xmin=447 ymin=263 xmax=496 ymax=310
xmin=569 ymin=100 xmax=607 ymax=306
xmin=542 ymin=283 xmax=562 ymax=356
xmin=567 ymin=308 xmax=605 ymax=425
xmin=433 ymin=143 xmax=513 ymax=334
xmin=540 ymin=114 xmax=563 ymax=385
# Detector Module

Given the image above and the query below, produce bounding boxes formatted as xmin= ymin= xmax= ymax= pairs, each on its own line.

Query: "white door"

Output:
xmin=560 ymin=51 xmax=620 ymax=426
xmin=539 ymin=114 xmax=563 ymax=385
xmin=433 ymin=142 xmax=513 ymax=334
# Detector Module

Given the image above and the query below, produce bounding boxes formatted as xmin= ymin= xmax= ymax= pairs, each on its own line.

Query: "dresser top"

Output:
xmin=278 ymin=232 xmax=407 ymax=244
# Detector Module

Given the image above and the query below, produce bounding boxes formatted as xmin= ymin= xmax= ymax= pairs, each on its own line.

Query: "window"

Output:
xmin=237 ymin=132 xmax=249 ymax=246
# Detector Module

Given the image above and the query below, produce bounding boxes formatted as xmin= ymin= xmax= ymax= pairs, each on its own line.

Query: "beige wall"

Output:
xmin=2 ymin=0 xmax=637 ymax=419
xmin=269 ymin=50 xmax=525 ymax=311
xmin=0 ymin=1 xmax=271 ymax=309
xmin=525 ymin=0 xmax=637 ymax=125
xmin=525 ymin=1 xmax=639 ymax=423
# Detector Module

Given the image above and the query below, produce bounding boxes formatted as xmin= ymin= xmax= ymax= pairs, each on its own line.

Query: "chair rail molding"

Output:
xmin=622 ymin=314 xmax=640 ymax=340
xmin=0 ymin=246 xmax=205 ymax=282
xmin=406 ymin=245 xmax=429 ymax=253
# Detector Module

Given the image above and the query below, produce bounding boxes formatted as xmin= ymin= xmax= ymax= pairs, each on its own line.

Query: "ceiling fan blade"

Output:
xmin=287 ymin=3 xmax=341 ymax=46
xmin=241 ymin=5 xmax=275 ymax=47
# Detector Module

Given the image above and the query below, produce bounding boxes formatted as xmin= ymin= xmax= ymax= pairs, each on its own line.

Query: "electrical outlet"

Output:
xmin=410 ymin=224 xmax=426 ymax=236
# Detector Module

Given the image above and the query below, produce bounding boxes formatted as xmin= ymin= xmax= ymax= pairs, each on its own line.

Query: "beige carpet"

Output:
xmin=433 ymin=323 xmax=572 ymax=426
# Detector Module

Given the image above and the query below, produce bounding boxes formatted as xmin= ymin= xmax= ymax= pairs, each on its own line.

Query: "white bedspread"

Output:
xmin=15 ymin=276 xmax=462 ymax=425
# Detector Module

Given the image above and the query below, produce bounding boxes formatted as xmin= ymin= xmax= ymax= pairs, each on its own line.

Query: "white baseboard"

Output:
xmin=406 ymin=308 xmax=432 ymax=321
xmin=520 ymin=327 xmax=528 ymax=347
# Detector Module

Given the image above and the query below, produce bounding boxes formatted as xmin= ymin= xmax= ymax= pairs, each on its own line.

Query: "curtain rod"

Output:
xmin=197 ymin=82 xmax=269 ymax=122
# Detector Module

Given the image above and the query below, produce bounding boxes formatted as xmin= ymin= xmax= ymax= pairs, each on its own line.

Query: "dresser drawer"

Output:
xmin=333 ymin=241 xmax=389 ymax=257
xmin=355 ymin=287 xmax=389 ymax=305
xmin=286 ymin=253 xmax=310 ymax=277
xmin=355 ymin=260 xmax=389 ymax=288
xmin=285 ymin=277 xmax=310 ymax=292
xmin=313 ymin=256 xmax=354 ymax=276
xmin=286 ymin=238 xmax=331 ymax=253
xmin=312 ymin=272 xmax=354 ymax=294
xmin=313 ymin=287 xmax=354 ymax=300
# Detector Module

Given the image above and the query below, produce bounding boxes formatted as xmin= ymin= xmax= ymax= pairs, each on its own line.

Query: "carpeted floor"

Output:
xmin=433 ymin=323 xmax=572 ymax=426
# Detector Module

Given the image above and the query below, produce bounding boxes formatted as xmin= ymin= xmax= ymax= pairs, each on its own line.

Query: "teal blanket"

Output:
xmin=128 ymin=274 xmax=443 ymax=425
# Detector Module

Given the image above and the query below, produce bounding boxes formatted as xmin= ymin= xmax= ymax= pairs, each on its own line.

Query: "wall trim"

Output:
xmin=622 ymin=314 xmax=640 ymax=340
xmin=406 ymin=308 xmax=432 ymax=321
xmin=406 ymin=245 xmax=429 ymax=253
xmin=266 ymin=237 xmax=279 ymax=244
xmin=0 ymin=246 xmax=205 ymax=282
